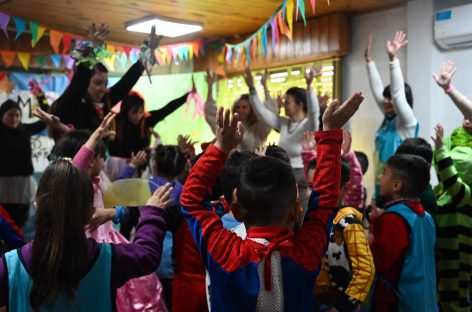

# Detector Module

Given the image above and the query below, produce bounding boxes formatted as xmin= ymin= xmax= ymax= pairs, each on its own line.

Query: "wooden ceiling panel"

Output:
xmin=0 ymin=0 xmax=406 ymax=45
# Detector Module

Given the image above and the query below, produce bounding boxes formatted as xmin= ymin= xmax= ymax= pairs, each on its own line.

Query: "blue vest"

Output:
xmin=375 ymin=116 xmax=419 ymax=164
xmin=383 ymin=203 xmax=436 ymax=312
xmin=4 ymin=243 xmax=113 ymax=312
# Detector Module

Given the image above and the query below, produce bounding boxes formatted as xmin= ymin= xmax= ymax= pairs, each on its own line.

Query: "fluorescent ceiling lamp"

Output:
xmin=126 ymin=16 xmax=203 ymax=38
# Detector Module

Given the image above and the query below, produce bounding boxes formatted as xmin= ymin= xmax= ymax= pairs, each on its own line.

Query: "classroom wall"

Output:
xmin=343 ymin=0 xmax=472 ymax=198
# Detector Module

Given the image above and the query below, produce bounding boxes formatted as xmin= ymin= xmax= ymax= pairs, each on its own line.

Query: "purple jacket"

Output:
xmin=0 ymin=205 xmax=166 ymax=307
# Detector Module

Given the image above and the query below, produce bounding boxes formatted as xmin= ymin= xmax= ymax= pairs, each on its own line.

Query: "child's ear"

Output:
xmin=231 ymin=188 xmax=244 ymax=222
xmin=393 ymin=179 xmax=403 ymax=193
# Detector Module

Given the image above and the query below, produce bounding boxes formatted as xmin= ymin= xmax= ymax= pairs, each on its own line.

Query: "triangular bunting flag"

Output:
xmin=49 ymin=30 xmax=63 ymax=54
xmin=1 ymin=51 xmax=15 ymax=68
xmin=0 ymin=13 xmax=10 ymax=37
xmin=299 ymin=0 xmax=307 ymax=25
xmin=123 ymin=46 xmax=131 ymax=58
xmin=262 ymin=24 xmax=269 ymax=56
xmin=119 ymin=53 xmax=127 ymax=70
xmin=17 ymin=52 xmax=31 ymax=70
xmin=36 ymin=55 xmax=46 ymax=68
xmin=63 ymin=55 xmax=74 ymax=70
xmin=50 ymin=54 xmax=62 ymax=68
xmin=103 ymin=55 xmax=116 ymax=70
xmin=154 ymin=50 xmax=163 ymax=65
xmin=188 ymin=45 xmax=194 ymax=60
xmin=30 ymin=22 xmax=46 ymax=47
xmin=286 ymin=0 xmax=295 ymax=36
xmin=13 ymin=17 xmax=26 ymax=40
xmin=62 ymin=34 xmax=72 ymax=54
xmin=245 ymin=42 xmax=251 ymax=64
xmin=277 ymin=11 xmax=292 ymax=40
xmin=310 ymin=0 xmax=316 ymax=14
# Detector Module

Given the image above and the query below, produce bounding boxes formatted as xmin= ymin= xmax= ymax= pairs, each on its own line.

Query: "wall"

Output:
xmin=344 ymin=0 xmax=472 ymax=198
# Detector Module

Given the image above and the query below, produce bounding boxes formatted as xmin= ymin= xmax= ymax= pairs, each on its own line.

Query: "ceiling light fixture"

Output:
xmin=126 ymin=16 xmax=203 ymax=38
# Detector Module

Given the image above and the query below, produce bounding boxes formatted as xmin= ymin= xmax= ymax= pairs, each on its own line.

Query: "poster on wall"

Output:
xmin=0 ymin=72 xmax=69 ymax=173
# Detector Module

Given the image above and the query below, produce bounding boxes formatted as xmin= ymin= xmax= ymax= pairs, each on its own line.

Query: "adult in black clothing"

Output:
xmin=51 ymin=23 xmax=159 ymax=141
xmin=106 ymin=84 xmax=196 ymax=180
xmin=0 ymin=100 xmax=48 ymax=228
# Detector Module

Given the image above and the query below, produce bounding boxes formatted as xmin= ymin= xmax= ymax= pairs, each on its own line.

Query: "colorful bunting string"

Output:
xmin=225 ymin=0 xmax=315 ymax=64
xmin=0 ymin=12 xmax=10 ymax=37
xmin=12 ymin=17 xmax=26 ymax=40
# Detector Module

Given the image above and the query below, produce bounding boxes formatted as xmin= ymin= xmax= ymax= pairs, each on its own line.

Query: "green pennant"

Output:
xmin=36 ymin=55 xmax=46 ymax=68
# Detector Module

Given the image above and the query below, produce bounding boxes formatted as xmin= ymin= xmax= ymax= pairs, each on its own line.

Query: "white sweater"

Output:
xmin=366 ymin=60 xmax=417 ymax=140
xmin=204 ymin=90 xmax=279 ymax=152
xmin=249 ymin=88 xmax=319 ymax=168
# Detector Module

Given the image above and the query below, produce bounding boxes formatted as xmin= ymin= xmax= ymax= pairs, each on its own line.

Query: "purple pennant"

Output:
xmin=0 ymin=13 xmax=10 ymax=37
xmin=63 ymin=55 xmax=74 ymax=70
xmin=12 ymin=17 xmax=26 ymax=40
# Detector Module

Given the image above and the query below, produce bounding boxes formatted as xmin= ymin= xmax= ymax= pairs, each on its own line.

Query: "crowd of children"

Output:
xmin=0 ymin=24 xmax=470 ymax=312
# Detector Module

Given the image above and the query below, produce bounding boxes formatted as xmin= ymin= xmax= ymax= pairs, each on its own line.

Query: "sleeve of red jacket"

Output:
xmin=180 ymin=145 xmax=255 ymax=272
xmin=371 ymin=213 xmax=409 ymax=274
xmin=291 ymin=129 xmax=342 ymax=271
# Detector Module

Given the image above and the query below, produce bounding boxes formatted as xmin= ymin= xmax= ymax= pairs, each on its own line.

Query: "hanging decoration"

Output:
xmin=225 ymin=0 xmax=322 ymax=64
xmin=0 ymin=11 xmax=205 ymax=70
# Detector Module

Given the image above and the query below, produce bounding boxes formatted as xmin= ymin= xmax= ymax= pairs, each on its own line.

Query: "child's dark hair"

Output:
xmin=308 ymin=158 xmax=350 ymax=189
xmin=286 ymin=87 xmax=307 ymax=113
xmin=237 ymin=157 xmax=297 ymax=226
xmin=0 ymin=99 xmax=21 ymax=119
xmin=395 ymin=138 xmax=432 ymax=164
xmin=30 ymin=160 xmax=93 ymax=311
xmin=51 ymin=130 xmax=106 ymax=159
xmin=383 ymin=83 xmax=413 ymax=108
xmin=93 ymin=62 xmax=109 ymax=74
xmin=154 ymin=145 xmax=186 ymax=179
xmin=220 ymin=151 xmax=257 ymax=204
xmin=117 ymin=91 xmax=146 ymax=140
xmin=265 ymin=145 xmax=290 ymax=164
xmin=354 ymin=151 xmax=369 ymax=175
xmin=387 ymin=154 xmax=430 ymax=195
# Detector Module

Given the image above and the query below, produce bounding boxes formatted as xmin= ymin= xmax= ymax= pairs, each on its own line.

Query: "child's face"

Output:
xmin=90 ymin=156 xmax=105 ymax=177
xmin=380 ymin=165 xmax=396 ymax=198
xmin=2 ymin=108 xmax=21 ymax=129
xmin=383 ymin=97 xmax=395 ymax=114
xmin=127 ymin=106 xmax=145 ymax=125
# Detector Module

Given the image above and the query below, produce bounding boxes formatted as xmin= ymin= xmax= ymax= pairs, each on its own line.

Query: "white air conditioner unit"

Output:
xmin=434 ymin=3 xmax=472 ymax=50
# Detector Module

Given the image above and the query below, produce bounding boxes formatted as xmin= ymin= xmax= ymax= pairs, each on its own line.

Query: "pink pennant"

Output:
xmin=311 ymin=0 xmax=316 ymax=14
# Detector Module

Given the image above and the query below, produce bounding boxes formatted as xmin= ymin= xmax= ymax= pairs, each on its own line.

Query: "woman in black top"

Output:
xmin=0 ymin=100 xmax=47 ymax=227
xmin=106 ymin=85 xmax=194 ymax=180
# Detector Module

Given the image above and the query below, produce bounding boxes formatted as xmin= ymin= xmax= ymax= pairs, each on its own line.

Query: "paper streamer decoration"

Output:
xmin=310 ymin=0 xmax=316 ymax=14
xmin=298 ymin=0 xmax=306 ymax=25
xmin=17 ymin=52 xmax=30 ymax=70
xmin=103 ymin=179 xmax=158 ymax=208
xmin=185 ymin=92 xmax=205 ymax=120
xmin=49 ymin=30 xmax=63 ymax=54
xmin=0 ymin=12 xmax=10 ymax=37
xmin=62 ymin=34 xmax=72 ymax=54
xmin=1 ymin=51 xmax=15 ymax=68
xmin=50 ymin=54 xmax=62 ymax=68
xmin=13 ymin=17 xmax=26 ymax=40
xmin=286 ymin=0 xmax=294 ymax=36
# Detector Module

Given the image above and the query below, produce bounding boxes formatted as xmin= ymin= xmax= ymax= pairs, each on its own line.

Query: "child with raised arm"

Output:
xmin=181 ymin=91 xmax=364 ymax=311
xmin=365 ymin=32 xmax=419 ymax=204
xmin=0 ymin=160 xmax=172 ymax=311
xmin=431 ymin=123 xmax=472 ymax=311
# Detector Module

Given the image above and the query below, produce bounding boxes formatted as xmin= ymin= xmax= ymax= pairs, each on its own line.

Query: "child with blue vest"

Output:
xmin=0 ymin=159 xmax=172 ymax=311
xmin=369 ymin=154 xmax=436 ymax=311
xmin=181 ymin=91 xmax=364 ymax=311
xmin=365 ymin=32 xmax=419 ymax=204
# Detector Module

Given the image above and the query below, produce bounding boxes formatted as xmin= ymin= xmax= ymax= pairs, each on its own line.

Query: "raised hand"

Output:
xmin=305 ymin=64 xmax=322 ymax=88
xmin=178 ymin=134 xmax=198 ymax=159
xmin=261 ymin=69 xmax=269 ymax=89
xmin=276 ymin=92 xmax=284 ymax=109
xmin=148 ymin=25 xmax=163 ymax=51
xmin=365 ymin=34 xmax=373 ymax=62
xmin=206 ymin=69 xmax=216 ymax=87
xmin=301 ymin=131 xmax=316 ymax=151
xmin=318 ymin=93 xmax=330 ymax=111
xmin=341 ymin=130 xmax=352 ymax=155
xmin=243 ymin=66 xmax=255 ymax=89
xmin=146 ymin=183 xmax=174 ymax=209
xmin=431 ymin=123 xmax=444 ymax=149
xmin=432 ymin=60 xmax=456 ymax=91
xmin=87 ymin=208 xmax=116 ymax=231
xmin=322 ymin=92 xmax=364 ymax=130
xmin=130 ymin=150 xmax=148 ymax=169
xmin=95 ymin=112 xmax=116 ymax=139
xmin=387 ymin=31 xmax=408 ymax=61
xmin=214 ymin=107 xmax=245 ymax=153
xmin=33 ymin=106 xmax=61 ymax=125
xmin=88 ymin=23 xmax=109 ymax=46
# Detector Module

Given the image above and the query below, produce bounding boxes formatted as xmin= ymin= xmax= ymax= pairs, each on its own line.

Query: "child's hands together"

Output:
xmin=431 ymin=124 xmax=444 ymax=149
xmin=146 ymin=183 xmax=174 ymax=209
xmin=322 ymin=92 xmax=364 ymax=130
xmin=214 ymin=107 xmax=245 ymax=153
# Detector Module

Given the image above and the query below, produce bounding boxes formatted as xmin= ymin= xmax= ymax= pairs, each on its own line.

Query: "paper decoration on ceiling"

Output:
xmin=224 ymin=0 xmax=323 ymax=64
xmin=0 ymin=75 xmax=16 ymax=93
